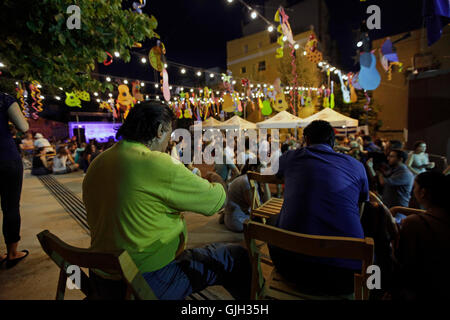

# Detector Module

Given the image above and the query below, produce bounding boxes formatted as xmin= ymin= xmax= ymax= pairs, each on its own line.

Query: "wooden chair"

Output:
xmin=247 ymin=171 xmax=284 ymax=223
xmin=390 ymin=206 xmax=426 ymax=217
xmin=37 ymin=230 xmax=157 ymax=300
xmin=243 ymin=220 xmax=374 ymax=300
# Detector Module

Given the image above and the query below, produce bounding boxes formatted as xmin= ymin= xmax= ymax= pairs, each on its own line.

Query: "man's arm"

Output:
xmin=8 ymin=102 xmax=29 ymax=132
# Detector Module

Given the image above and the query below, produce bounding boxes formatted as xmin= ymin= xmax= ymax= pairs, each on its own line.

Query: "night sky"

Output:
xmin=100 ymin=0 xmax=425 ymax=82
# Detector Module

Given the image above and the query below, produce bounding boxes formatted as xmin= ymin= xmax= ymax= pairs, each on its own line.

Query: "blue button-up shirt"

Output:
xmin=382 ymin=163 xmax=414 ymax=208
xmin=275 ymin=144 xmax=369 ymax=270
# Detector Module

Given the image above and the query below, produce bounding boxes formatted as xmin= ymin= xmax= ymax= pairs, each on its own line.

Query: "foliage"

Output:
xmin=0 ymin=0 xmax=159 ymax=92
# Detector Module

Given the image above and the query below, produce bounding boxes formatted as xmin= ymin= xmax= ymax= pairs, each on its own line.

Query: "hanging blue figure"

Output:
xmin=133 ymin=0 xmax=146 ymax=14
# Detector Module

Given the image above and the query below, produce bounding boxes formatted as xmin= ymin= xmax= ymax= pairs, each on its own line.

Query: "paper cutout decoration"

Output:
xmin=337 ymin=71 xmax=351 ymax=104
xmin=273 ymin=93 xmax=288 ymax=112
xmin=222 ymin=94 xmax=234 ymax=112
xmin=65 ymin=92 xmax=82 ymax=108
xmin=132 ymin=0 xmax=146 ymax=14
xmin=330 ymin=81 xmax=335 ymax=109
xmin=305 ymin=34 xmax=323 ymax=64
xmin=352 ymin=72 xmax=362 ymax=90
xmin=358 ymin=52 xmax=381 ymax=91
xmin=161 ymin=68 xmax=171 ymax=102
xmin=76 ymin=91 xmax=90 ymax=102
xmin=131 ymin=81 xmax=144 ymax=102
xmin=149 ymin=45 xmax=165 ymax=72
xmin=103 ymin=51 xmax=113 ymax=66
xmin=380 ymin=38 xmax=403 ymax=80
xmin=261 ymin=99 xmax=272 ymax=116
xmin=116 ymin=84 xmax=135 ymax=119
xmin=277 ymin=7 xmax=295 ymax=46
xmin=183 ymin=93 xmax=193 ymax=119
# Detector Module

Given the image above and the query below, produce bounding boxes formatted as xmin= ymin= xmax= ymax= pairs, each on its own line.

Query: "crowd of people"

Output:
xmin=1 ymin=92 xmax=449 ymax=300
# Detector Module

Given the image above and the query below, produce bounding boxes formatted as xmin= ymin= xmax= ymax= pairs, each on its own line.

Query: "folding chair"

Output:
xmin=37 ymin=230 xmax=157 ymax=300
xmin=247 ymin=171 xmax=284 ymax=223
xmin=243 ymin=220 xmax=374 ymax=300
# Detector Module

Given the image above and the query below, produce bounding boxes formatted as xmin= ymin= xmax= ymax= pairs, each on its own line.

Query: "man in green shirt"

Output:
xmin=83 ymin=103 xmax=250 ymax=300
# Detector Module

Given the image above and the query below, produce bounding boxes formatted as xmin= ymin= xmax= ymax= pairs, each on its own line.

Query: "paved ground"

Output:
xmin=0 ymin=169 xmax=244 ymax=300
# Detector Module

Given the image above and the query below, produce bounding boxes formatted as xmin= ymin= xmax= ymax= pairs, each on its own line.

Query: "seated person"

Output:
xmin=31 ymin=147 xmax=52 ymax=176
xmin=74 ymin=142 xmax=86 ymax=165
xmin=214 ymin=140 xmax=240 ymax=182
xmin=269 ymin=120 xmax=369 ymax=296
xmin=20 ymin=132 xmax=35 ymax=158
xmin=52 ymin=147 xmax=79 ymax=174
xmin=389 ymin=172 xmax=450 ymax=300
xmin=223 ymin=161 xmax=261 ymax=233
xmin=83 ymin=103 xmax=251 ymax=300
xmin=34 ymin=133 xmax=54 ymax=153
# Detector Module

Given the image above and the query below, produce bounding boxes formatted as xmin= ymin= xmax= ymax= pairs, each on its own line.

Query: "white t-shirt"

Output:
xmin=53 ymin=155 xmax=68 ymax=173
xmin=34 ymin=138 xmax=51 ymax=148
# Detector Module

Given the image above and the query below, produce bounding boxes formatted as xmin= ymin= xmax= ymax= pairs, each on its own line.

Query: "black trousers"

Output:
xmin=0 ymin=159 xmax=23 ymax=244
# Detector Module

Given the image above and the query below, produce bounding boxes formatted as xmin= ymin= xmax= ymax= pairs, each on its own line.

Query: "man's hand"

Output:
xmin=366 ymin=158 xmax=374 ymax=168
xmin=427 ymin=162 xmax=435 ymax=169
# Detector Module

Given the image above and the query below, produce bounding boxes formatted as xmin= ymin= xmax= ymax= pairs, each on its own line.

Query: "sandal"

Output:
xmin=5 ymin=250 xmax=29 ymax=269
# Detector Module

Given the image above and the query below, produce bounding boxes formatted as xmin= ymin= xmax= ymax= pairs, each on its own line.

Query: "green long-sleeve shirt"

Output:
xmin=82 ymin=140 xmax=226 ymax=276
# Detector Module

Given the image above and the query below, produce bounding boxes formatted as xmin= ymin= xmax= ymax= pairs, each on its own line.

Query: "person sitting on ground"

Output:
xmin=82 ymin=103 xmax=250 ymax=300
xmin=223 ymin=161 xmax=261 ymax=233
xmin=31 ymin=147 xmax=53 ymax=176
xmin=74 ymin=142 xmax=86 ymax=165
xmin=367 ymin=149 xmax=414 ymax=222
xmin=388 ymin=172 xmax=450 ymax=300
xmin=406 ymin=140 xmax=435 ymax=176
xmin=52 ymin=146 xmax=79 ymax=175
xmin=33 ymin=133 xmax=54 ymax=153
xmin=269 ymin=120 xmax=369 ymax=296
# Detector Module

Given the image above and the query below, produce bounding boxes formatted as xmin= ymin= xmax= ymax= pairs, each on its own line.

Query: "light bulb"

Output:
xmin=141 ymin=57 xmax=147 ymax=63
xmin=303 ymin=51 xmax=307 ymax=56
xmin=209 ymin=73 xmax=214 ymax=78
xmin=123 ymin=80 xmax=128 ymax=84
xmin=196 ymin=71 xmax=202 ymax=77
xmin=294 ymin=43 xmax=300 ymax=50
xmin=164 ymin=63 xmax=168 ymax=68
xmin=94 ymin=92 xmax=98 ymax=96
xmin=108 ymin=93 xmax=113 ymax=97
xmin=154 ymin=84 xmax=159 ymax=88
xmin=141 ymin=82 xmax=145 ymax=87
xmin=114 ymin=51 xmax=120 ymax=58
xmin=181 ymin=68 xmax=186 ymax=74
xmin=251 ymin=11 xmax=257 ymax=19
xmin=357 ymin=41 xmax=363 ymax=48
xmin=106 ymin=77 xmax=111 ymax=82
xmin=268 ymin=25 xmax=274 ymax=32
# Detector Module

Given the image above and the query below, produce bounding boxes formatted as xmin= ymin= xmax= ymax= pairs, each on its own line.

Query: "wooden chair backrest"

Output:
xmin=36 ymin=230 xmax=157 ymax=300
xmin=243 ymin=220 xmax=374 ymax=300
xmin=247 ymin=171 xmax=284 ymax=213
xmin=390 ymin=206 xmax=426 ymax=217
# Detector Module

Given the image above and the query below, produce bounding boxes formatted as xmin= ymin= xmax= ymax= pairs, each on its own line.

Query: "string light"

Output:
xmin=154 ymin=84 xmax=159 ymax=88
xmin=181 ymin=68 xmax=186 ymax=74
xmin=250 ymin=11 xmax=258 ymax=19
xmin=268 ymin=25 xmax=274 ymax=32
xmin=96 ymin=99 xmax=100 ymax=103
xmin=141 ymin=57 xmax=147 ymax=63
xmin=209 ymin=73 xmax=214 ymax=78
xmin=294 ymin=43 xmax=300 ymax=50
xmin=123 ymin=80 xmax=128 ymax=84
xmin=106 ymin=77 xmax=111 ymax=82
xmin=196 ymin=71 xmax=202 ymax=77
xmin=114 ymin=51 xmax=120 ymax=58
xmin=164 ymin=63 xmax=168 ymax=68
xmin=141 ymin=82 xmax=145 ymax=87
xmin=59 ymin=87 xmax=63 ymax=91
xmin=108 ymin=93 xmax=113 ymax=97
xmin=94 ymin=92 xmax=98 ymax=96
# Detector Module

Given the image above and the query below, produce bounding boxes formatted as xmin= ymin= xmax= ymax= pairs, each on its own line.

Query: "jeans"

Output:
xmin=0 ymin=160 xmax=23 ymax=244
xmin=142 ymin=243 xmax=251 ymax=300
xmin=224 ymin=201 xmax=249 ymax=233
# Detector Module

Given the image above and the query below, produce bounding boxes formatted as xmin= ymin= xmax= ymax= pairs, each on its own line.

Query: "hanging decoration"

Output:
xmin=65 ymin=92 xmax=82 ymax=108
xmin=16 ymin=82 xmax=30 ymax=118
xmin=132 ymin=81 xmax=144 ymax=101
xmin=103 ymin=51 xmax=113 ymax=66
xmin=337 ymin=70 xmax=351 ymax=104
xmin=132 ymin=0 xmax=146 ymax=14
xmin=330 ymin=81 xmax=335 ymax=109
xmin=305 ymin=34 xmax=323 ymax=64
xmin=380 ymin=38 xmax=403 ymax=81
xmin=149 ymin=42 xmax=165 ymax=72
xmin=116 ymin=84 xmax=135 ymax=119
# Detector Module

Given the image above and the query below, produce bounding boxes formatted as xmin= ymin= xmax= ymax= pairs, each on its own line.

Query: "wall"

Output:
xmin=372 ymin=25 xmax=450 ymax=134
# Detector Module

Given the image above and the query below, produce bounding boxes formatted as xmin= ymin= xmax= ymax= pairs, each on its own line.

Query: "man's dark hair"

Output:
xmin=389 ymin=140 xmax=403 ymax=149
xmin=116 ymin=103 xmax=175 ymax=144
xmin=362 ymin=135 xmax=372 ymax=142
xmin=390 ymin=149 xmax=408 ymax=162
xmin=416 ymin=172 xmax=450 ymax=211
xmin=303 ymin=120 xmax=335 ymax=147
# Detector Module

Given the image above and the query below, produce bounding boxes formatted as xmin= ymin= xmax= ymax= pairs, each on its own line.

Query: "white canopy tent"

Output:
xmin=216 ymin=115 xmax=257 ymax=130
xmin=190 ymin=117 xmax=223 ymax=131
xmin=256 ymin=111 xmax=303 ymax=129
xmin=298 ymin=108 xmax=359 ymax=128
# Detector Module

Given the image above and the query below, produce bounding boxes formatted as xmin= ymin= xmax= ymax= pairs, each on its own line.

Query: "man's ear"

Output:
xmin=157 ymin=123 xmax=164 ymax=139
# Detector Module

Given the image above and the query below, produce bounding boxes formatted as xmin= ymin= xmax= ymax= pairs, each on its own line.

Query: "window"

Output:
xmin=241 ymin=66 xmax=247 ymax=74
xmin=270 ymin=33 xmax=278 ymax=43
xmin=243 ymin=44 xmax=248 ymax=54
xmin=258 ymin=61 xmax=266 ymax=71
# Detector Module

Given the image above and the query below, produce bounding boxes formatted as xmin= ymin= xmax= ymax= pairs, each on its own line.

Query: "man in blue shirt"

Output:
xmin=269 ymin=120 xmax=369 ymax=295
